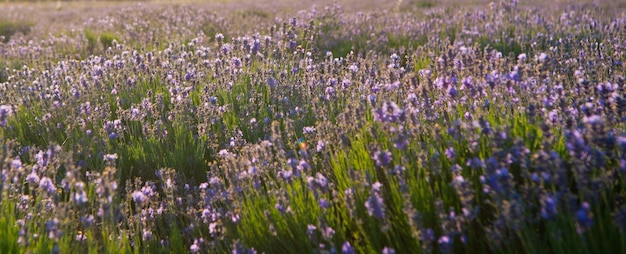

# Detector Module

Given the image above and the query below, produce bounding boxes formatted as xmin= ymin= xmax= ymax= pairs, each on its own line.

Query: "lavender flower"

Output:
xmin=576 ymin=202 xmax=593 ymax=229
xmin=365 ymin=192 xmax=385 ymax=219
xmin=541 ymin=194 xmax=558 ymax=220
xmin=39 ymin=177 xmax=57 ymax=195
xmin=372 ymin=150 xmax=392 ymax=167
xmin=26 ymin=170 xmax=40 ymax=184
xmin=0 ymin=105 xmax=12 ymax=126
xmin=373 ymin=101 xmax=406 ymax=123
xmin=342 ymin=241 xmax=356 ymax=254
xmin=382 ymin=247 xmax=396 ymax=254
xmin=190 ymin=240 xmax=201 ymax=253
xmin=132 ymin=191 xmax=148 ymax=205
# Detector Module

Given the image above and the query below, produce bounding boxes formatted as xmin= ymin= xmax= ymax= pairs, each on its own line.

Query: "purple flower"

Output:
xmin=142 ymin=228 xmax=153 ymax=241
xmin=325 ymin=86 xmax=335 ymax=98
xmin=232 ymin=242 xmax=257 ymax=254
xmin=0 ymin=105 xmax=13 ymax=126
xmin=365 ymin=193 xmax=385 ymax=218
xmin=73 ymin=190 xmax=89 ymax=206
xmin=373 ymin=102 xmax=406 ymax=123
xmin=316 ymin=173 xmax=328 ymax=188
xmin=318 ymin=198 xmax=331 ymax=209
xmin=11 ymin=158 xmax=22 ymax=171
xmin=322 ymin=226 xmax=335 ymax=239
xmin=306 ymin=224 xmax=316 ymax=235
xmin=382 ymin=247 xmax=396 ymax=254
xmin=82 ymin=215 xmax=95 ymax=228
xmin=103 ymin=153 xmax=117 ymax=164
xmin=541 ymin=194 xmax=558 ymax=219
xmin=372 ymin=150 xmax=392 ymax=167
xmin=45 ymin=218 xmax=61 ymax=240
xmin=26 ymin=171 xmax=40 ymax=184
xmin=448 ymin=86 xmax=458 ymax=98
xmin=393 ymin=135 xmax=409 ymax=150
xmin=303 ymin=126 xmax=316 ymax=134
xmin=342 ymin=241 xmax=355 ymax=254
xmin=583 ymin=115 xmax=603 ymax=125
xmin=190 ymin=240 xmax=201 ymax=253
xmin=39 ymin=177 xmax=57 ymax=195
xmin=439 ymin=235 xmax=453 ymax=252
xmin=372 ymin=182 xmax=383 ymax=192
xmin=577 ymin=202 xmax=593 ymax=229
xmin=132 ymin=191 xmax=148 ymax=205
xmin=444 ymin=147 xmax=456 ymax=160
xmin=275 ymin=202 xmax=286 ymax=214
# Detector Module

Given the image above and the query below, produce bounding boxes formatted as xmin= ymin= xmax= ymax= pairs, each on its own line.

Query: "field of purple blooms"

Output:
xmin=1 ymin=0 xmax=626 ymax=253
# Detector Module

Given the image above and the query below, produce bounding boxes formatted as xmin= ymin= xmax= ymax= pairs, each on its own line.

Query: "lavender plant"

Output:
xmin=0 ymin=0 xmax=625 ymax=253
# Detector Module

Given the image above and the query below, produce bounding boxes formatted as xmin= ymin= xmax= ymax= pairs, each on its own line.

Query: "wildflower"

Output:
xmin=39 ymin=177 xmax=57 ymax=195
xmin=365 ymin=192 xmax=385 ymax=219
xmin=315 ymin=173 xmax=328 ymax=188
xmin=215 ymin=33 xmax=224 ymax=43
xmin=536 ymin=52 xmax=548 ymax=62
xmin=142 ymin=184 xmax=155 ymax=198
xmin=445 ymin=147 xmax=456 ymax=160
xmin=81 ymin=215 xmax=95 ymax=228
xmin=76 ymin=232 xmax=87 ymax=242
xmin=372 ymin=182 xmax=383 ymax=192
xmin=583 ymin=115 xmax=603 ymax=125
xmin=73 ymin=190 xmax=89 ymax=206
xmin=103 ymin=153 xmax=117 ymax=165
xmin=132 ymin=191 xmax=148 ymax=205
xmin=325 ymin=86 xmax=335 ymax=98
xmin=11 ymin=157 xmax=22 ymax=171
xmin=142 ymin=228 xmax=153 ymax=241
xmin=190 ymin=240 xmax=201 ymax=253
xmin=393 ymin=134 xmax=409 ymax=150
xmin=232 ymin=241 xmax=257 ymax=254
xmin=306 ymin=224 xmax=316 ymax=235
xmin=45 ymin=218 xmax=61 ymax=240
xmin=318 ymin=198 xmax=331 ymax=209
xmin=275 ymin=202 xmax=286 ymax=214
xmin=368 ymin=94 xmax=377 ymax=104
xmin=372 ymin=150 xmax=392 ymax=167
xmin=0 ymin=105 xmax=13 ymax=126
xmin=382 ymin=247 xmax=396 ymax=254
xmin=439 ymin=235 xmax=452 ymax=252
xmin=322 ymin=227 xmax=335 ymax=240
xmin=342 ymin=241 xmax=356 ymax=254
xmin=303 ymin=126 xmax=316 ymax=134
xmin=448 ymin=86 xmax=458 ymax=98
xmin=316 ymin=140 xmax=326 ymax=152
xmin=26 ymin=170 xmax=40 ymax=184
xmin=541 ymin=194 xmax=558 ymax=219
xmin=576 ymin=202 xmax=593 ymax=229
xmin=373 ymin=101 xmax=406 ymax=123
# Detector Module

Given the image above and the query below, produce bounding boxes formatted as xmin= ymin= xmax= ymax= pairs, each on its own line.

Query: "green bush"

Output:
xmin=0 ymin=20 xmax=32 ymax=43
xmin=100 ymin=32 xmax=120 ymax=50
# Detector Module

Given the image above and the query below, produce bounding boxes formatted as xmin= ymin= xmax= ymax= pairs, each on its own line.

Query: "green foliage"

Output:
xmin=0 ymin=61 xmax=7 ymax=83
xmin=84 ymin=29 xmax=98 ymax=54
xmin=475 ymin=26 xmax=525 ymax=57
xmin=0 ymin=20 xmax=32 ymax=43
xmin=239 ymin=9 xmax=270 ymax=19
xmin=415 ymin=1 xmax=437 ymax=9
xmin=115 ymin=123 xmax=211 ymax=186
xmin=100 ymin=32 xmax=120 ymax=50
xmin=202 ymin=21 xmax=228 ymax=42
xmin=0 ymin=201 xmax=19 ymax=254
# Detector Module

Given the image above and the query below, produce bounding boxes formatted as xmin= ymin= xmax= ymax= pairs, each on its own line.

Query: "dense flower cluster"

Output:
xmin=0 ymin=0 xmax=625 ymax=253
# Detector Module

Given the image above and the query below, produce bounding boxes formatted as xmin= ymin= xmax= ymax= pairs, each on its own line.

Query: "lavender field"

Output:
xmin=1 ymin=0 xmax=625 ymax=253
